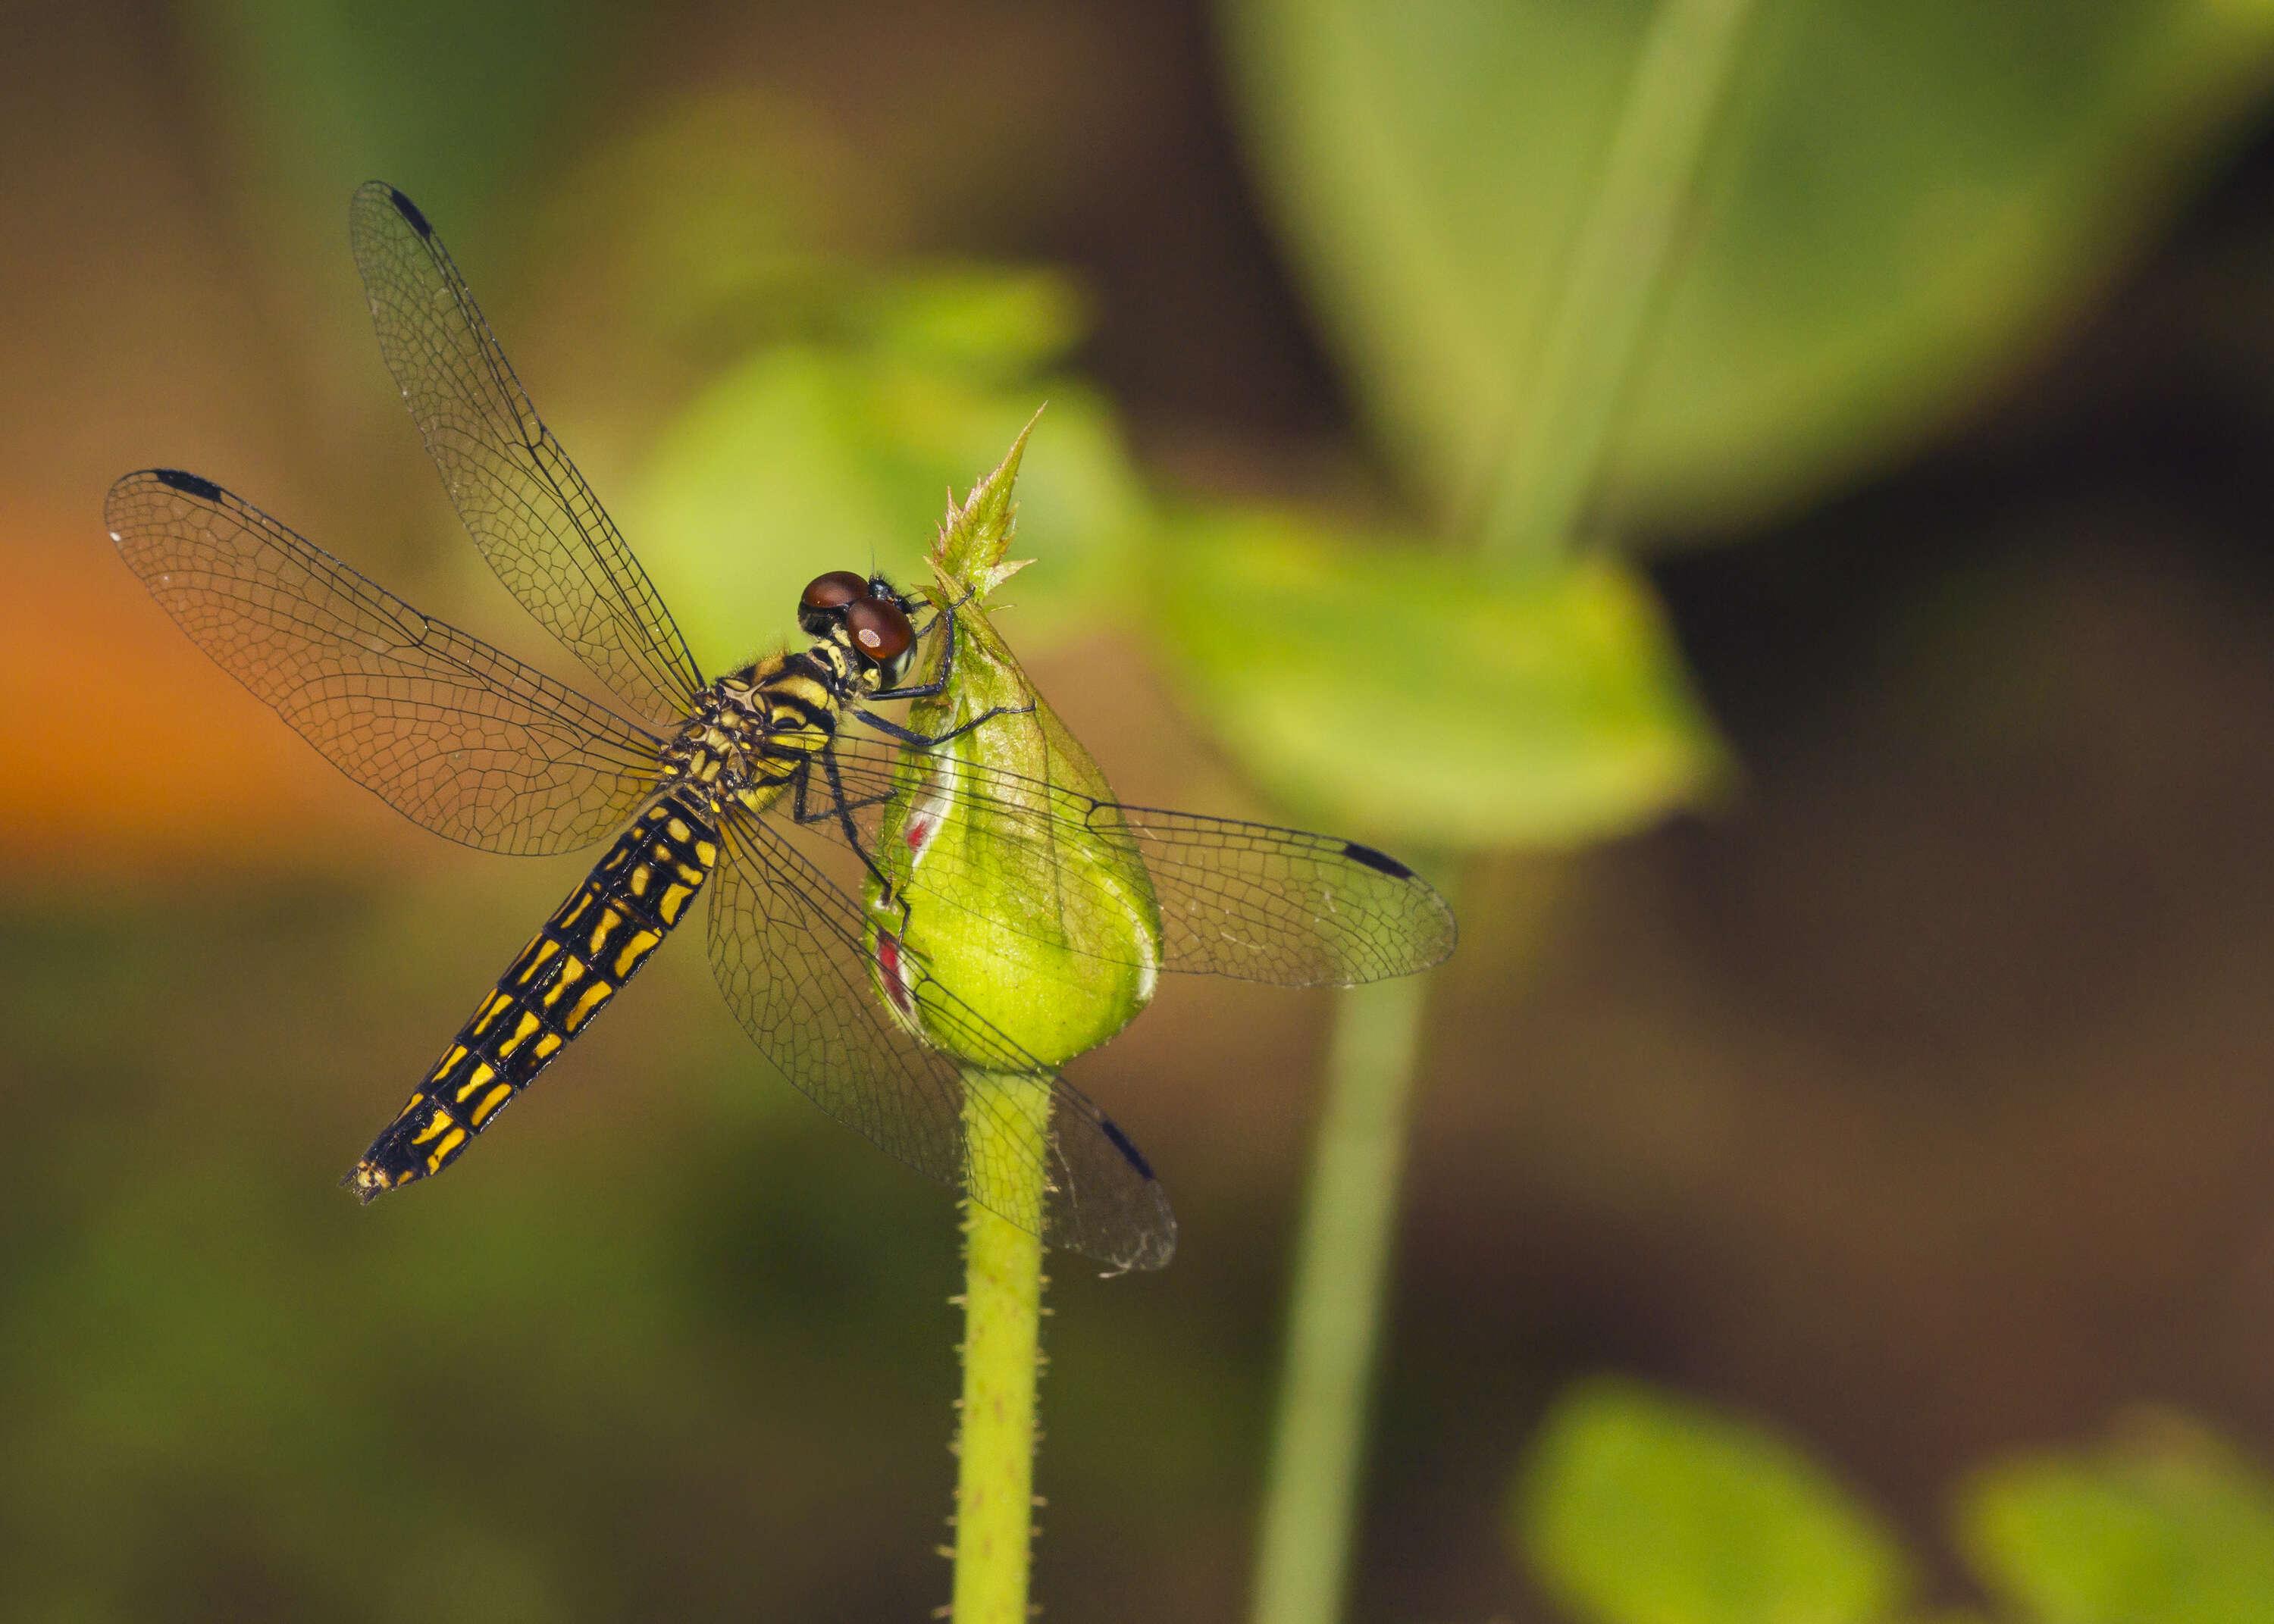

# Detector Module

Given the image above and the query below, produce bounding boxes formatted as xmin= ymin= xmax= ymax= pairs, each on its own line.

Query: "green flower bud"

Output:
xmin=866 ymin=418 xmax=1162 ymax=1068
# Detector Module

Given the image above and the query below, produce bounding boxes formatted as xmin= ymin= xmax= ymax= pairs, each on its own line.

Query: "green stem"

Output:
xmin=1250 ymin=972 xmax=1430 ymax=1624
xmin=952 ymin=1069 xmax=1051 ymax=1624
xmin=1245 ymin=8 xmax=1757 ymax=1622
xmin=1481 ymin=0 xmax=1762 ymax=562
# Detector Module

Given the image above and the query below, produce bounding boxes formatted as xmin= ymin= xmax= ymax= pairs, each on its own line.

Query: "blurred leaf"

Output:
xmin=1957 ymin=1410 xmax=2274 ymax=1624
xmin=854 ymin=268 xmax=1092 ymax=384
xmin=1151 ymin=508 xmax=1724 ymax=845
xmin=179 ymin=0 xmax=630 ymax=443
xmin=629 ymin=338 xmax=1148 ymax=671
xmin=1221 ymin=0 xmax=2274 ymax=537
xmin=547 ymin=89 xmax=904 ymax=349
xmin=1514 ymin=1377 xmax=1911 ymax=1624
xmin=190 ymin=0 xmax=621 ymax=233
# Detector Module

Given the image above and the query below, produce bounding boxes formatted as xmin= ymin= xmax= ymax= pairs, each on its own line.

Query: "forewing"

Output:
xmin=349 ymin=181 xmax=706 ymax=724
xmin=706 ymin=809 xmax=1175 ymax=1272
xmin=822 ymin=731 xmax=1457 ymax=986
xmin=107 ymin=468 xmax=663 ymax=855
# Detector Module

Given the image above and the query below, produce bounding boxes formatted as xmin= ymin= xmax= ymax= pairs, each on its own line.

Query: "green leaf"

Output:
xmin=190 ymin=0 xmax=617 ymax=233
xmin=1957 ymin=1410 xmax=2274 ymax=1624
xmin=546 ymin=90 xmax=893 ymax=342
xmin=1221 ymin=0 xmax=2274 ymax=537
xmin=1151 ymin=507 xmax=1724 ymax=846
xmin=1516 ymin=1378 xmax=1912 ymax=1624
xmin=854 ymin=268 xmax=1092 ymax=385
xmin=628 ymin=343 xmax=1148 ymax=673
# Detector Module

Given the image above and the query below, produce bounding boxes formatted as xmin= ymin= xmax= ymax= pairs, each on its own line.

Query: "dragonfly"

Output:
xmin=105 ymin=183 xmax=1456 ymax=1273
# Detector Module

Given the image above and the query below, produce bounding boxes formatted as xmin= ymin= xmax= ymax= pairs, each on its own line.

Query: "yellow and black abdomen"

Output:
xmin=348 ymin=793 xmax=721 ymax=1197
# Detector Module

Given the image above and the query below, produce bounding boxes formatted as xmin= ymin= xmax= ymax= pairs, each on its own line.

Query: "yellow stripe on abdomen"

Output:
xmin=346 ymin=795 xmax=722 ymax=1200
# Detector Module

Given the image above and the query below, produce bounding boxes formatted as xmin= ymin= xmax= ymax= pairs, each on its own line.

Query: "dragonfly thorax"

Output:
xmin=662 ymin=637 xmax=885 ymax=808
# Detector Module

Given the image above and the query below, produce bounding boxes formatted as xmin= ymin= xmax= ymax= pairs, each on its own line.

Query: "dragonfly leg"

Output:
xmin=819 ymin=747 xmax=888 ymax=878
xmin=850 ymin=702 xmax=1032 ymax=748
xmin=783 ymin=748 xmax=909 ymax=910
xmin=872 ymin=590 xmax=969 ymax=702
xmin=865 ymin=593 xmax=1038 ymax=741
xmin=785 ymin=758 xmax=834 ymax=828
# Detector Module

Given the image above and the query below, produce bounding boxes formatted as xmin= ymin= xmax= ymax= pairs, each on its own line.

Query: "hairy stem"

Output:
xmin=952 ymin=1070 xmax=1051 ymax=1624
xmin=1482 ymin=0 xmax=1762 ymax=562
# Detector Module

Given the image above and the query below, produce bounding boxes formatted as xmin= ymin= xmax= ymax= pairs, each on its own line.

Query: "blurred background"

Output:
xmin=13 ymin=1 xmax=2274 ymax=1619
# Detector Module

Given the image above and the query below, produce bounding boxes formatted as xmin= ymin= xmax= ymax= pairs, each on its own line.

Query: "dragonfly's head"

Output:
xmin=797 ymin=570 xmax=919 ymax=687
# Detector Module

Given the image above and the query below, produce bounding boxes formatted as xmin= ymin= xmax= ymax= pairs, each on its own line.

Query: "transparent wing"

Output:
xmin=817 ymin=729 xmax=1458 ymax=986
xmin=707 ymin=808 xmax=1176 ymax=1272
xmin=349 ymin=181 xmax=707 ymax=724
xmin=107 ymin=468 xmax=665 ymax=855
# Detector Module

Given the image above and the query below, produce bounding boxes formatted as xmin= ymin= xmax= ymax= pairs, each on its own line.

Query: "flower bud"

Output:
xmin=866 ymin=421 xmax=1161 ymax=1067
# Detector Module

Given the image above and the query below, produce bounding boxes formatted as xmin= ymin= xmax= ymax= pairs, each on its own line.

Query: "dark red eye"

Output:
xmin=844 ymin=595 xmax=913 ymax=664
xmin=800 ymin=571 xmax=869 ymax=612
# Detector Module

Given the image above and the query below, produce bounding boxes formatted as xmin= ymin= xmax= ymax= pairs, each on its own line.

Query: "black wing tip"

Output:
xmin=150 ymin=468 xmax=224 ymax=502
xmin=1343 ymin=840 xmax=1461 ymax=976
xmin=383 ymin=185 xmax=433 ymax=238
xmin=1095 ymin=1116 xmax=1179 ymax=1272
xmin=1342 ymin=840 xmax=1417 ymax=881
xmin=1098 ymin=1113 xmax=1157 ymax=1181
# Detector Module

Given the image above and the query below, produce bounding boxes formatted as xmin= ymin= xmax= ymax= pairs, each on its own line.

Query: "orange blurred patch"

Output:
xmin=0 ymin=513 xmax=384 ymax=867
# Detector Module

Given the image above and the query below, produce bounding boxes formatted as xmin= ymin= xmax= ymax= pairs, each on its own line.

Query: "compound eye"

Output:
xmin=800 ymin=571 xmax=869 ymax=612
xmin=844 ymin=594 xmax=914 ymax=665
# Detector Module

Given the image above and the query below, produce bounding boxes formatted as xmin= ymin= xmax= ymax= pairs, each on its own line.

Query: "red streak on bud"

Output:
xmin=874 ymin=931 xmax=913 ymax=1014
